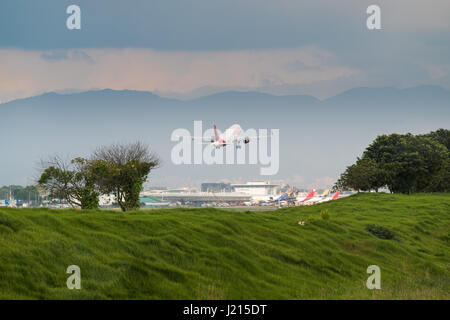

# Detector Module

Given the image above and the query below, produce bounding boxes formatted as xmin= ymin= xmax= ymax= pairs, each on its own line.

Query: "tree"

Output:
xmin=424 ymin=128 xmax=450 ymax=150
xmin=0 ymin=185 xmax=40 ymax=201
xmin=92 ymin=142 xmax=160 ymax=211
xmin=363 ymin=133 xmax=448 ymax=194
xmin=38 ymin=156 xmax=105 ymax=209
xmin=335 ymin=130 xmax=450 ymax=194
xmin=334 ymin=157 xmax=384 ymax=192
xmin=422 ymin=129 xmax=450 ymax=192
xmin=332 ymin=176 xmax=347 ymax=192
xmin=357 ymin=157 xmax=386 ymax=192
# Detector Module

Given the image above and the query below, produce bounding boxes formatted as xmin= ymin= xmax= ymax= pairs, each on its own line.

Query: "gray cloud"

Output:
xmin=40 ymin=50 xmax=69 ymax=61
xmin=0 ymin=47 xmax=358 ymax=102
xmin=1 ymin=0 xmax=449 ymax=50
xmin=40 ymin=50 xmax=94 ymax=64
xmin=0 ymin=0 xmax=448 ymax=101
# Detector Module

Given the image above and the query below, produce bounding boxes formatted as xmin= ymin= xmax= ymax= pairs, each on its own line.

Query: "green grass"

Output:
xmin=0 ymin=193 xmax=449 ymax=299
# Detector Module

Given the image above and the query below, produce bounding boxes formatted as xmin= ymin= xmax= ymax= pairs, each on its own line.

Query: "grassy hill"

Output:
xmin=0 ymin=193 xmax=448 ymax=299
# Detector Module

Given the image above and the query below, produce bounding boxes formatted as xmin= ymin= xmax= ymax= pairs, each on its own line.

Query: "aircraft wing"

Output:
xmin=237 ymin=132 xmax=273 ymax=143
xmin=173 ymin=135 xmax=214 ymax=144
xmin=244 ymin=132 xmax=274 ymax=140
xmin=191 ymin=136 xmax=214 ymax=143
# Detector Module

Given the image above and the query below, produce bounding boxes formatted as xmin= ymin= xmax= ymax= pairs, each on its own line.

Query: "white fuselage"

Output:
xmin=213 ymin=124 xmax=243 ymax=148
xmin=306 ymin=196 xmax=328 ymax=204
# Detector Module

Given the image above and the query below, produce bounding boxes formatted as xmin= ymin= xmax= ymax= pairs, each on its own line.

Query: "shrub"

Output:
xmin=320 ymin=209 xmax=331 ymax=220
xmin=365 ymin=224 xmax=395 ymax=240
xmin=306 ymin=215 xmax=320 ymax=223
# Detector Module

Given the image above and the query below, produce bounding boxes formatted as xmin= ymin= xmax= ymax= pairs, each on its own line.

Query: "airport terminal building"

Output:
xmin=231 ymin=181 xmax=280 ymax=197
xmin=141 ymin=181 xmax=281 ymax=205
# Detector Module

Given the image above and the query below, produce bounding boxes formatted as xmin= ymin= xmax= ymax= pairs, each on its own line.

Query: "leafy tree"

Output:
xmin=332 ymin=176 xmax=347 ymax=192
xmin=334 ymin=157 xmax=385 ymax=192
xmin=363 ymin=133 xmax=448 ymax=193
xmin=38 ymin=156 xmax=105 ymax=209
xmin=335 ymin=130 xmax=450 ymax=194
xmin=92 ymin=142 xmax=160 ymax=211
xmin=424 ymin=128 xmax=450 ymax=150
xmin=422 ymin=129 xmax=450 ymax=192
xmin=0 ymin=185 xmax=40 ymax=201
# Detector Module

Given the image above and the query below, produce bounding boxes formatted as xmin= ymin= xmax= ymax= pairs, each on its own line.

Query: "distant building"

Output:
xmin=141 ymin=187 xmax=192 ymax=195
xmin=201 ymin=182 xmax=232 ymax=193
xmin=141 ymin=181 xmax=281 ymax=205
xmin=145 ymin=186 xmax=168 ymax=191
xmin=231 ymin=181 xmax=281 ymax=198
xmin=144 ymin=192 xmax=251 ymax=205
xmin=99 ymin=194 xmax=116 ymax=206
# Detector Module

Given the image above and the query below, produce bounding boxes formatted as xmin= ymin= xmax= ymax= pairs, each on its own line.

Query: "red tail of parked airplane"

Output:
xmin=331 ymin=191 xmax=340 ymax=200
xmin=300 ymin=189 xmax=315 ymax=202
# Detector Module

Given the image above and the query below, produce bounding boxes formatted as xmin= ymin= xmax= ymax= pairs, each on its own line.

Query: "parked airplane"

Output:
xmin=276 ymin=189 xmax=297 ymax=202
xmin=296 ymin=189 xmax=316 ymax=204
xmin=305 ymin=189 xmax=330 ymax=204
xmin=305 ymin=190 xmax=340 ymax=205
xmin=194 ymin=124 xmax=269 ymax=149
xmin=320 ymin=189 xmax=330 ymax=198
xmin=330 ymin=191 xmax=340 ymax=200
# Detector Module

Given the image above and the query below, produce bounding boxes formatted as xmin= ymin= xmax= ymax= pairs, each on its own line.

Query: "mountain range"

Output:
xmin=1 ymin=85 xmax=449 ymax=187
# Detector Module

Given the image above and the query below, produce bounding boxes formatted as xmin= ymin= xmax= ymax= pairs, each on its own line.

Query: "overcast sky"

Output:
xmin=1 ymin=0 xmax=450 ymax=102
xmin=1 ymin=1 xmax=449 ymax=188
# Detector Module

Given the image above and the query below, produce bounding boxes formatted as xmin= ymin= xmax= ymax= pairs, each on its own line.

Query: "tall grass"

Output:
xmin=0 ymin=193 xmax=448 ymax=299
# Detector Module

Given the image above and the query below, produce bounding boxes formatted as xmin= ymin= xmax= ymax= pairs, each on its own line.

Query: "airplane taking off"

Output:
xmin=194 ymin=124 xmax=268 ymax=149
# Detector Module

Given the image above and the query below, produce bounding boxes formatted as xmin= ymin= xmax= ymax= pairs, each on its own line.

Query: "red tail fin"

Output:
xmin=213 ymin=124 xmax=220 ymax=142
xmin=306 ymin=189 xmax=315 ymax=199
xmin=301 ymin=189 xmax=315 ymax=202
xmin=331 ymin=191 xmax=340 ymax=200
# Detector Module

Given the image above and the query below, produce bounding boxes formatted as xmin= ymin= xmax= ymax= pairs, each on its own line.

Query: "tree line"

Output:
xmin=334 ymin=129 xmax=450 ymax=194
xmin=0 ymin=185 xmax=41 ymax=201
xmin=38 ymin=142 xmax=160 ymax=211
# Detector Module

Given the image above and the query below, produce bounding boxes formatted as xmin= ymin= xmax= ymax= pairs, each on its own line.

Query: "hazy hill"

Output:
xmin=327 ymin=85 xmax=450 ymax=104
xmin=191 ymin=90 xmax=319 ymax=105
xmin=1 ymin=86 xmax=449 ymax=186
